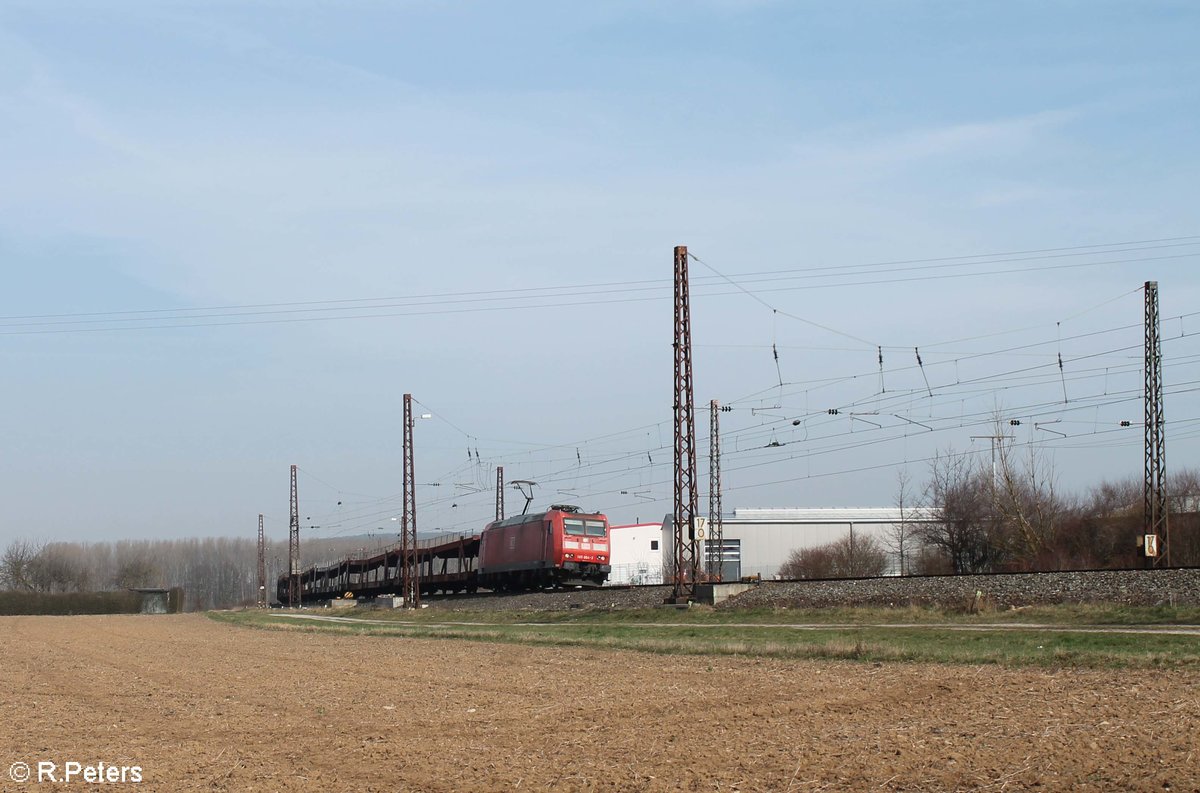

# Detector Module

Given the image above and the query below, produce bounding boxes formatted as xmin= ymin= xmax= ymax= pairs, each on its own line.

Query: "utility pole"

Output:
xmin=256 ymin=513 xmax=267 ymax=608
xmin=970 ymin=432 xmax=1014 ymax=554
xmin=1144 ymin=281 xmax=1169 ymax=566
xmin=708 ymin=399 xmax=724 ymax=581
xmin=671 ymin=245 xmax=700 ymax=602
xmin=970 ymin=434 xmax=1015 ymax=491
xmin=495 ymin=465 xmax=505 ymax=522
xmin=288 ymin=464 xmax=300 ymax=608
xmin=402 ymin=393 xmax=420 ymax=608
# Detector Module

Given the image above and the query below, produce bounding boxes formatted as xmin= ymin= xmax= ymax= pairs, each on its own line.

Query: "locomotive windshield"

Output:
xmin=564 ymin=518 xmax=607 ymax=537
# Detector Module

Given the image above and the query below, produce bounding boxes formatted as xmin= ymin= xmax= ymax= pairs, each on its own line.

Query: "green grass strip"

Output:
xmin=211 ymin=609 xmax=1200 ymax=670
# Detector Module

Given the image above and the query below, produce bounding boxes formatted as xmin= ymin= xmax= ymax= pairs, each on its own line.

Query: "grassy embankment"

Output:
xmin=211 ymin=603 xmax=1200 ymax=669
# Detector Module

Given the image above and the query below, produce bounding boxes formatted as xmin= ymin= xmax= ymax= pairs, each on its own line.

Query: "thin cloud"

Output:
xmin=788 ymin=109 xmax=1079 ymax=174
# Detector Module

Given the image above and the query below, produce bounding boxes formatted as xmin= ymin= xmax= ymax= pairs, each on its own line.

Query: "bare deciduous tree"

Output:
xmin=113 ymin=555 xmax=161 ymax=589
xmin=1167 ymin=468 xmax=1200 ymax=566
xmin=779 ymin=544 xmax=835 ymax=580
xmin=26 ymin=543 xmax=93 ymax=593
xmin=992 ymin=422 xmax=1073 ymax=568
xmin=884 ymin=468 xmax=917 ymax=575
xmin=1054 ymin=477 xmax=1139 ymax=568
xmin=0 ymin=540 xmax=41 ymax=591
xmin=780 ymin=531 xmax=889 ymax=579
xmin=917 ymin=450 xmax=999 ymax=574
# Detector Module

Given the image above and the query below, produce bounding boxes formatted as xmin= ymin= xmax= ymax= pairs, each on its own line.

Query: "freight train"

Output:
xmin=277 ymin=505 xmax=611 ymax=604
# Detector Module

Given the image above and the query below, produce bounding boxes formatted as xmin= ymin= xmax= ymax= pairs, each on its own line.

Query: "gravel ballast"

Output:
xmin=720 ymin=567 xmax=1200 ymax=610
xmin=416 ymin=568 xmax=1200 ymax=612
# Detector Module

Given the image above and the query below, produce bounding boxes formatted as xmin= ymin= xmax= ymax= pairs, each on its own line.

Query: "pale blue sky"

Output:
xmin=2 ymin=1 xmax=1198 ymax=547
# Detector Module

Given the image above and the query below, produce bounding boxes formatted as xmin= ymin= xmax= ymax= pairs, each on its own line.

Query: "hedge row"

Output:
xmin=0 ymin=588 xmax=185 ymax=615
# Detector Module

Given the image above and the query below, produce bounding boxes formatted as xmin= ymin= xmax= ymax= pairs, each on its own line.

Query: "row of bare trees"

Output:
xmin=0 ymin=535 xmax=387 ymax=610
xmin=910 ymin=445 xmax=1200 ymax=574
xmin=782 ymin=426 xmax=1200 ymax=578
xmin=0 ymin=538 xmax=270 ymax=610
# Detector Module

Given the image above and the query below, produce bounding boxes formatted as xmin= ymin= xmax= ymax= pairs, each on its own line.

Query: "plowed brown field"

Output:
xmin=0 ymin=614 xmax=1197 ymax=792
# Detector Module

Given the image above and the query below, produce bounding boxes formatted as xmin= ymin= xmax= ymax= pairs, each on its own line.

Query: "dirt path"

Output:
xmin=1 ymin=614 xmax=1197 ymax=792
xmin=278 ymin=611 xmax=1200 ymax=636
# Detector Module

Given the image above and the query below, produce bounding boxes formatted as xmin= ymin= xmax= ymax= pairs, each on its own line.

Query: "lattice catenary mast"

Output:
xmin=671 ymin=245 xmax=700 ymax=602
xmin=288 ymin=464 xmax=300 ymax=607
xmin=495 ymin=465 xmax=505 ymax=522
xmin=708 ymin=399 xmax=724 ymax=581
xmin=256 ymin=513 xmax=267 ymax=609
xmin=401 ymin=393 xmax=420 ymax=607
xmin=1144 ymin=281 xmax=1169 ymax=566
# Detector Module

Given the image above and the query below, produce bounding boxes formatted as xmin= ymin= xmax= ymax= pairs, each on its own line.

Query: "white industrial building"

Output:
xmin=608 ymin=523 xmax=666 ymax=585
xmin=607 ymin=507 xmax=939 ymax=584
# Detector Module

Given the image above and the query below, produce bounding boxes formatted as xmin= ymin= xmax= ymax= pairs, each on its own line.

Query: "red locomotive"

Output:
xmin=478 ymin=505 xmax=611 ymax=589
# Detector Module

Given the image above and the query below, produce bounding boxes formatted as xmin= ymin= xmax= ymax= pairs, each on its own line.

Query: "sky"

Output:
xmin=1 ymin=1 xmax=1199 ymax=551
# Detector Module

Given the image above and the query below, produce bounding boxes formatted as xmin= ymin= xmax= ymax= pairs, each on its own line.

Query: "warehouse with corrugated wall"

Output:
xmin=609 ymin=507 xmax=939 ymax=584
